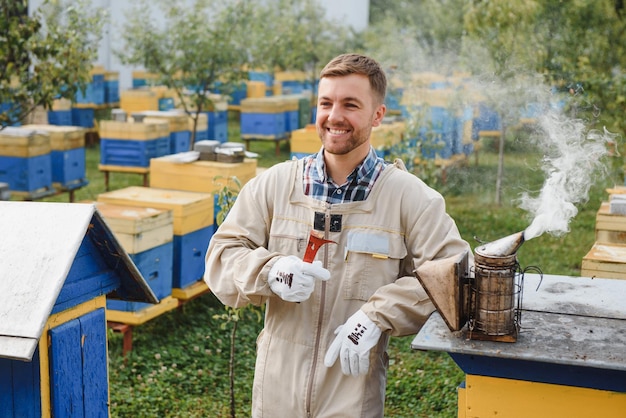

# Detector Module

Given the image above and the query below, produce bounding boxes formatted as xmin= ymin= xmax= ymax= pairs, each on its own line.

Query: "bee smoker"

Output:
xmin=468 ymin=231 xmax=526 ymax=342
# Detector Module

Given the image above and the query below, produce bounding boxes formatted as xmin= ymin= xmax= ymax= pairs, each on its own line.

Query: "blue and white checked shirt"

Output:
xmin=302 ymin=147 xmax=388 ymax=204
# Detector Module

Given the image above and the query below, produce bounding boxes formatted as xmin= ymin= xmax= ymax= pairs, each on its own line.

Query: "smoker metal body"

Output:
xmin=415 ymin=231 xmax=527 ymax=342
xmin=468 ymin=231 xmax=526 ymax=342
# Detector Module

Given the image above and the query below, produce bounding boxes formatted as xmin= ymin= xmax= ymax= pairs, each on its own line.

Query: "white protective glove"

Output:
xmin=268 ymin=255 xmax=330 ymax=302
xmin=324 ymin=310 xmax=382 ymax=377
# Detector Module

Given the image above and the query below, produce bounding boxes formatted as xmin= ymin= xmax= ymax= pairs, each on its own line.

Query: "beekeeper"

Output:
xmin=204 ymin=53 xmax=470 ymax=418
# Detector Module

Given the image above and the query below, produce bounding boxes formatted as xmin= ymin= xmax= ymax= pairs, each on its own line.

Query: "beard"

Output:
xmin=317 ymin=123 xmax=373 ymax=156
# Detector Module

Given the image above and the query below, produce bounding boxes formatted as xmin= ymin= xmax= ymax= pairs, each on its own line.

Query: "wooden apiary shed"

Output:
xmin=97 ymin=186 xmax=214 ymax=291
xmin=0 ymin=201 xmax=157 ymax=418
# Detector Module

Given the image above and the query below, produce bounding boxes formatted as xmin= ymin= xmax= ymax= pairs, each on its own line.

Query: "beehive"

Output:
xmin=150 ymin=155 xmax=257 ymax=194
xmin=96 ymin=202 xmax=175 ymax=310
xmin=97 ymin=186 xmax=215 ymax=289
xmin=21 ymin=124 xmax=87 ymax=188
xmin=581 ymin=242 xmax=626 ymax=279
xmin=95 ymin=202 xmax=173 ymax=254
xmin=0 ymin=127 xmax=52 ymax=193
xmin=240 ymin=97 xmax=289 ymax=139
xmin=99 ymin=120 xmax=170 ymax=167
xmin=133 ymin=110 xmax=191 ymax=154
xmin=120 ymin=88 xmax=160 ymax=113
xmin=371 ymin=120 xmax=406 ymax=149
xmin=290 ymin=125 xmax=320 ymax=156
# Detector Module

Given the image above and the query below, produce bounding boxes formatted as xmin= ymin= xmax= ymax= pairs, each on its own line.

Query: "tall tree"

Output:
xmin=0 ymin=0 xmax=105 ymax=128
xmin=117 ymin=0 xmax=255 ymax=145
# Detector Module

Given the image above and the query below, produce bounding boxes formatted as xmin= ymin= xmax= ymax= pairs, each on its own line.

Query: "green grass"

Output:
xmin=35 ymin=115 xmax=623 ymax=417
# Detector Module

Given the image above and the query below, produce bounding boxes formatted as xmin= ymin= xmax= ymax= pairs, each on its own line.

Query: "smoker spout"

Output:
xmin=475 ymin=231 xmax=525 ymax=258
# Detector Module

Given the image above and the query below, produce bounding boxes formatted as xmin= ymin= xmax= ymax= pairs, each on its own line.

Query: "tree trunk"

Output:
xmin=495 ymin=123 xmax=506 ymax=206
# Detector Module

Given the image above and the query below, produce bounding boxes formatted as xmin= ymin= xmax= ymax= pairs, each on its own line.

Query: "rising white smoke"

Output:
xmin=520 ymin=110 xmax=616 ymax=241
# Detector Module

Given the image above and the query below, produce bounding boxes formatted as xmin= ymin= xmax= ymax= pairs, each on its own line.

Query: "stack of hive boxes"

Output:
xmin=370 ymin=120 xmax=406 ymax=157
xmin=21 ymin=124 xmax=88 ymax=191
xmin=206 ymin=94 xmax=229 ymax=143
xmin=0 ymin=127 xmax=52 ymax=196
xmin=240 ymin=96 xmax=288 ymax=140
xmin=119 ymin=89 xmax=161 ymax=113
xmin=133 ymin=110 xmax=191 ymax=154
xmin=104 ymin=71 xmax=120 ymax=105
xmin=581 ymin=187 xmax=626 ymax=279
xmin=96 ymin=202 xmax=177 ymax=317
xmin=99 ymin=119 xmax=170 ymax=168
xmin=47 ymin=98 xmax=73 ymax=126
xmin=97 ymin=186 xmax=214 ymax=294
xmin=290 ymin=124 xmax=319 ymax=159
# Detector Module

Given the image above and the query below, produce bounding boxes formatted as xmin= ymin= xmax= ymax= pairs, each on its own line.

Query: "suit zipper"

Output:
xmin=305 ymin=206 xmax=331 ymax=416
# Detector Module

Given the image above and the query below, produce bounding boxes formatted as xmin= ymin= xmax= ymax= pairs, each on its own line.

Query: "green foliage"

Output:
xmin=0 ymin=0 xmax=106 ymax=127
xmin=117 ymin=0 xmax=255 ymax=144
xmin=247 ymin=0 xmax=356 ymax=84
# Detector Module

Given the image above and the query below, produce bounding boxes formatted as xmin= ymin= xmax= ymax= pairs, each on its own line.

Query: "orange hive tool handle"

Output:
xmin=303 ymin=231 xmax=336 ymax=263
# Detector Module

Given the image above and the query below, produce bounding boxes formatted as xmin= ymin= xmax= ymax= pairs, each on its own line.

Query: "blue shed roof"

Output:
xmin=0 ymin=201 xmax=158 ymax=361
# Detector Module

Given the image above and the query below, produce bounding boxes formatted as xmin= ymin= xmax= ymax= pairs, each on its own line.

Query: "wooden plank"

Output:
xmin=80 ymin=309 xmax=109 ymax=417
xmin=172 ymin=280 xmax=210 ymax=301
xmin=106 ymin=296 xmax=179 ymax=326
xmin=0 ymin=358 xmax=15 ymax=416
xmin=49 ymin=319 xmax=84 ymax=418
xmin=13 ymin=354 xmax=41 ymax=418
xmin=464 ymin=374 xmax=626 ymax=418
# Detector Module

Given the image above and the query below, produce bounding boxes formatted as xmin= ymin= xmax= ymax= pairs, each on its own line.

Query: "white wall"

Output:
xmin=29 ymin=0 xmax=370 ymax=91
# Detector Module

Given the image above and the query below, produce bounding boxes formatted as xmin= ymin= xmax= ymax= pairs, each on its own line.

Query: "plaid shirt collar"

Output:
xmin=303 ymin=146 xmax=387 ymax=203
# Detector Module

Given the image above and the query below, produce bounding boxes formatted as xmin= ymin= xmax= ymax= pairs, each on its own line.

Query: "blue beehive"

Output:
xmin=472 ymin=102 xmax=502 ymax=140
xmin=133 ymin=111 xmax=191 ymax=154
xmin=71 ymin=107 xmax=96 ymax=128
xmin=75 ymin=66 xmax=106 ymax=106
xmin=99 ymin=119 xmax=171 ymax=167
xmin=95 ymin=202 xmax=175 ymax=314
xmin=0 ymin=201 xmax=157 ymax=418
xmin=240 ymin=97 xmax=288 ymax=140
xmin=0 ymin=127 xmax=53 ymax=194
xmin=104 ymin=71 xmax=120 ymax=104
xmin=47 ymin=110 xmax=73 ymax=126
xmin=21 ymin=124 xmax=89 ymax=190
xmin=97 ymin=186 xmax=214 ymax=290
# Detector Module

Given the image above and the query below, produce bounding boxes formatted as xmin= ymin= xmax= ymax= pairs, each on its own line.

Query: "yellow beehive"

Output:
xmin=274 ymin=71 xmax=307 ymax=82
xmin=247 ymin=81 xmax=267 ymax=98
xmin=20 ymin=125 xmax=85 ymax=150
xmin=132 ymin=70 xmax=160 ymax=85
xmin=99 ymin=120 xmax=168 ymax=141
xmin=150 ymin=155 xmax=257 ymax=194
xmin=120 ymin=89 xmax=160 ymax=113
xmin=51 ymin=98 xmax=72 ymax=111
xmin=97 ymin=186 xmax=213 ymax=235
xmin=240 ymin=96 xmax=289 ymax=113
xmin=581 ymin=242 xmax=626 ymax=279
xmin=0 ymin=127 xmax=50 ymax=157
xmin=595 ymin=201 xmax=626 ymax=245
xmin=400 ymin=87 xmax=454 ymax=108
xmin=290 ymin=125 xmax=320 ymax=154
xmin=134 ymin=110 xmax=189 ymax=133
xmin=95 ymin=202 xmax=173 ymax=254
xmin=371 ymin=121 xmax=405 ymax=149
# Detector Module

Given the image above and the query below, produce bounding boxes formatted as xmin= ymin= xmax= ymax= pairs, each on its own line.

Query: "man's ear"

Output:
xmin=372 ymin=104 xmax=387 ymax=127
